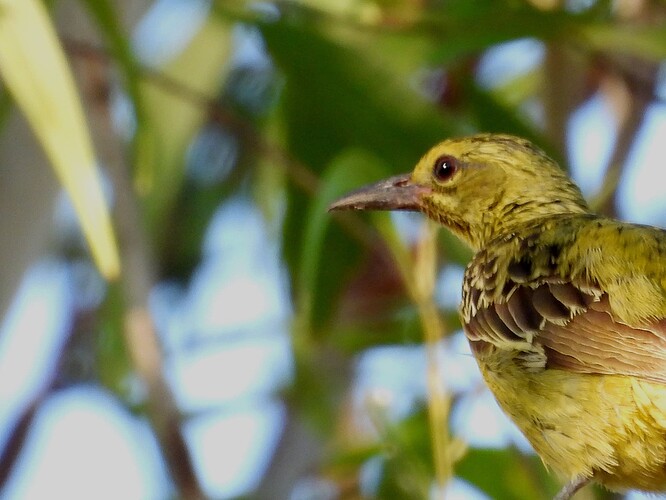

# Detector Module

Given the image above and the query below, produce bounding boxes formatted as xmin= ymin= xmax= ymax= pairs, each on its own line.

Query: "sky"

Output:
xmin=1 ymin=1 xmax=666 ymax=499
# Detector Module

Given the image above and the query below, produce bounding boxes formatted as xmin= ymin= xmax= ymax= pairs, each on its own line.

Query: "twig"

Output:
xmin=62 ymin=37 xmax=377 ymax=250
xmin=0 ymin=306 xmax=102 ymax=490
xmin=376 ymin=219 xmax=452 ymax=497
xmin=412 ymin=222 xmax=451 ymax=498
xmin=0 ymin=395 xmax=43 ymax=487
xmin=590 ymin=56 xmax=658 ymax=216
xmin=74 ymin=52 xmax=205 ymax=498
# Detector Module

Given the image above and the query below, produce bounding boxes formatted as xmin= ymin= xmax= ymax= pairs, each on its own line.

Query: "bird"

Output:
xmin=328 ymin=134 xmax=666 ymax=499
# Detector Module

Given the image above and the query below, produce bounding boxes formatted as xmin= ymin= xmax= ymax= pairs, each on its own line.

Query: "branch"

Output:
xmin=590 ymin=55 xmax=659 ymax=216
xmin=73 ymin=51 xmax=205 ymax=498
xmin=0 ymin=396 xmax=43 ymax=487
xmin=62 ymin=37 xmax=377 ymax=250
xmin=0 ymin=306 xmax=102 ymax=490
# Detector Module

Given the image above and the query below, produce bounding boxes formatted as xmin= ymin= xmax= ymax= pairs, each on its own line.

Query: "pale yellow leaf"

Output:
xmin=0 ymin=0 xmax=120 ymax=279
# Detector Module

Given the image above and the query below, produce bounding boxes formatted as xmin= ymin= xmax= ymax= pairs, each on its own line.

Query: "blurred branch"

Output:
xmin=376 ymin=219 xmax=454 ymax=497
xmin=0 ymin=305 xmax=102 ymax=490
xmin=589 ymin=55 xmax=659 ymax=216
xmin=73 ymin=51 xmax=205 ymax=499
xmin=412 ymin=222 xmax=453 ymax=497
xmin=0 ymin=396 xmax=43 ymax=488
xmin=62 ymin=37 xmax=378 ymax=251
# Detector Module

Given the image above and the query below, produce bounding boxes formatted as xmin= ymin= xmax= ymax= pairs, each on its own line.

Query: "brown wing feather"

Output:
xmin=466 ymin=284 xmax=666 ymax=384
xmin=541 ymin=296 xmax=666 ymax=384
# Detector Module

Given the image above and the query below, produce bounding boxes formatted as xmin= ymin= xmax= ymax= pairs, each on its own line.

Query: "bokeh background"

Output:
xmin=1 ymin=0 xmax=666 ymax=499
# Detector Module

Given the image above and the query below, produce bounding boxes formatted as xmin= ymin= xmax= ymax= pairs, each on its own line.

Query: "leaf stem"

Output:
xmin=378 ymin=218 xmax=452 ymax=498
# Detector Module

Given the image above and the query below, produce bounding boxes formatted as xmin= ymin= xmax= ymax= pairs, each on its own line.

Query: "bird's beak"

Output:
xmin=328 ymin=174 xmax=430 ymax=212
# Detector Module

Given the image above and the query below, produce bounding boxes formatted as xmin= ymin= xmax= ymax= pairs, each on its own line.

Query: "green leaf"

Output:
xmin=297 ymin=149 xmax=389 ymax=333
xmin=97 ymin=282 xmax=132 ymax=396
xmin=375 ymin=406 xmax=434 ymax=500
xmin=79 ymin=0 xmax=142 ymax=107
xmin=456 ymin=447 xmax=559 ymax=500
xmin=137 ymin=18 xmax=232 ymax=227
xmin=423 ymin=0 xmax=572 ymax=64
xmin=259 ymin=10 xmax=460 ymax=330
xmin=260 ymin=14 xmax=457 ymax=172
xmin=583 ymin=24 xmax=666 ymax=61
xmin=464 ymin=83 xmax=565 ymax=166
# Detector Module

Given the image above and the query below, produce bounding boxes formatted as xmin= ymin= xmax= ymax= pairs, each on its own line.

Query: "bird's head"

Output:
xmin=329 ymin=134 xmax=590 ymax=250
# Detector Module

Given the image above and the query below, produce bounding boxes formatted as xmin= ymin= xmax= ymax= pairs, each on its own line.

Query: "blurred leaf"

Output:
xmin=289 ymin=150 xmax=404 ymax=433
xmin=259 ymin=11 xmax=459 ymax=330
xmin=464 ymin=82 xmax=565 ymax=165
xmin=438 ymin=229 xmax=473 ymax=266
xmin=423 ymin=0 xmax=660 ymax=68
xmin=297 ymin=149 xmax=389 ymax=330
xmin=160 ymin=182 xmax=231 ymax=280
xmin=252 ymin=124 xmax=287 ymax=225
xmin=332 ymin=308 xmax=422 ymax=352
xmin=456 ymin=447 xmax=558 ymax=500
xmin=136 ymin=16 xmax=232 ymax=235
xmin=97 ymin=282 xmax=132 ymax=396
xmin=490 ymin=67 xmax=542 ymax=109
xmin=79 ymin=0 xmax=142 ymax=104
xmin=0 ymin=0 xmax=120 ymax=279
xmin=423 ymin=0 xmax=574 ymax=64
xmin=330 ymin=442 xmax=383 ymax=469
xmin=375 ymin=406 xmax=433 ymax=499
xmin=260 ymin=13 xmax=458 ymax=171
xmin=583 ymin=24 xmax=666 ymax=61
xmin=0 ymin=85 xmax=11 ymax=132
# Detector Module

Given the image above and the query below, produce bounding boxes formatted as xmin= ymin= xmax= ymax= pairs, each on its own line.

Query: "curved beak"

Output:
xmin=328 ymin=174 xmax=430 ymax=212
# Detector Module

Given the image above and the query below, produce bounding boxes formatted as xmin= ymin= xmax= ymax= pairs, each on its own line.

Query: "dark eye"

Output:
xmin=433 ymin=155 xmax=458 ymax=182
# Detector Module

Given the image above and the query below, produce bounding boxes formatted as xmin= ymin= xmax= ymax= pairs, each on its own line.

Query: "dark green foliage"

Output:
xmin=259 ymin=12 xmax=459 ymax=331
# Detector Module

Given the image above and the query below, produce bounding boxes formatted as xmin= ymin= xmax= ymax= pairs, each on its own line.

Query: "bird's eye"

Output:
xmin=433 ymin=155 xmax=458 ymax=182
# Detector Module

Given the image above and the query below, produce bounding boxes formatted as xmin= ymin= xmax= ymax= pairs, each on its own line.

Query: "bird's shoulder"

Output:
xmin=461 ymin=214 xmax=666 ymax=382
xmin=464 ymin=214 xmax=666 ymax=322
xmin=555 ymin=215 xmax=666 ymax=323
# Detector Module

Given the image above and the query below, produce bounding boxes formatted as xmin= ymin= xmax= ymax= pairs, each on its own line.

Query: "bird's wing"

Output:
xmin=539 ymin=294 xmax=666 ymax=383
xmin=464 ymin=218 xmax=666 ymax=384
xmin=466 ymin=282 xmax=666 ymax=384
